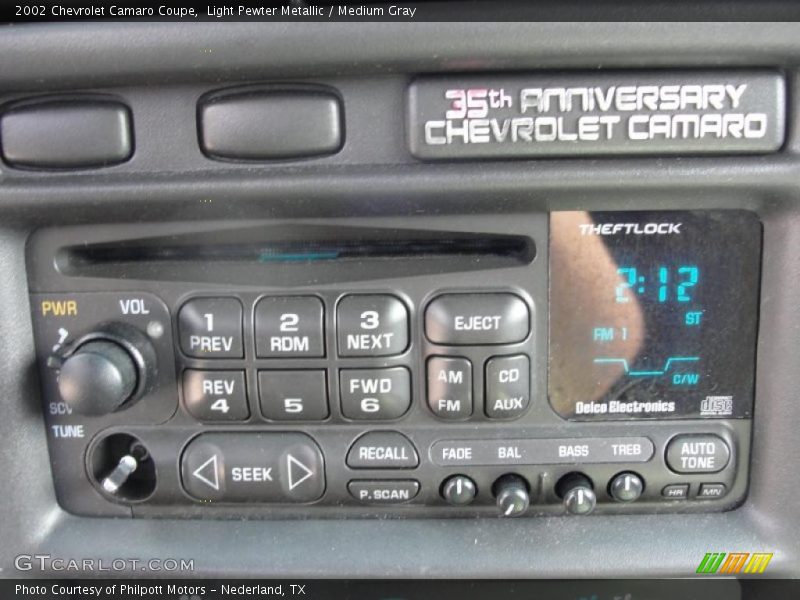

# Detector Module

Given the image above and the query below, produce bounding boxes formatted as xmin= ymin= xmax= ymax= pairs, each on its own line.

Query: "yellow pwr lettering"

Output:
xmin=41 ymin=300 xmax=78 ymax=317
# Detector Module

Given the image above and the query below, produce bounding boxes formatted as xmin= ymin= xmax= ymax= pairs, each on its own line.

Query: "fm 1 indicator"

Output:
xmin=548 ymin=210 xmax=761 ymax=420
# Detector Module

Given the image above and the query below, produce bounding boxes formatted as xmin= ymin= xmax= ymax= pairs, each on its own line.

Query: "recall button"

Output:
xmin=348 ymin=480 xmax=420 ymax=504
xmin=665 ymin=434 xmax=730 ymax=474
xmin=346 ymin=431 xmax=419 ymax=469
xmin=425 ymin=293 xmax=530 ymax=345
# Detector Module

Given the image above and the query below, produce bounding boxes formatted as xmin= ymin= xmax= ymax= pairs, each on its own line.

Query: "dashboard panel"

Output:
xmin=0 ymin=19 xmax=799 ymax=580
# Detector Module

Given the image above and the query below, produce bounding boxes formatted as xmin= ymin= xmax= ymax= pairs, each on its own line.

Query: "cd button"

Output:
xmin=340 ymin=367 xmax=411 ymax=420
xmin=337 ymin=294 xmax=409 ymax=357
xmin=485 ymin=354 xmax=530 ymax=419
xmin=178 ymin=297 xmax=243 ymax=358
xmin=427 ymin=356 xmax=472 ymax=420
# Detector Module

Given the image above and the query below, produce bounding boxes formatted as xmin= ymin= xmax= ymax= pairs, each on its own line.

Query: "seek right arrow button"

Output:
xmin=280 ymin=444 xmax=325 ymax=501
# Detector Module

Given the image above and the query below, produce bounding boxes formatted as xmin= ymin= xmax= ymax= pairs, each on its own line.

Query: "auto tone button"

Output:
xmin=665 ymin=434 xmax=730 ymax=474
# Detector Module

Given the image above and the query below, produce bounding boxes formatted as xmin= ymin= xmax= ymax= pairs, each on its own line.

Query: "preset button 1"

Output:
xmin=255 ymin=296 xmax=324 ymax=358
xmin=178 ymin=297 xmax=243 ymax=358
xmin=337 ymin=295 xmax=409 ymax=357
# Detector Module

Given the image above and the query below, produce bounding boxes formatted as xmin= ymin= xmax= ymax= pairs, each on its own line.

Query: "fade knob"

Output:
xmin=494 ymin=474 xmax=530 ymax=518
xmin=52 ymin=322 xmax=156 ymax=416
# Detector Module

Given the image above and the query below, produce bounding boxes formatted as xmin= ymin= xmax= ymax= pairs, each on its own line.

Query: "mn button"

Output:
xmin=346 ymin=432 xmax=419 ymax=469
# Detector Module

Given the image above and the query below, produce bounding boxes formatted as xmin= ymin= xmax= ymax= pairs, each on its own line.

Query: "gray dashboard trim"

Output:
xmin=0 ymin=22 xmax=798 ymax=578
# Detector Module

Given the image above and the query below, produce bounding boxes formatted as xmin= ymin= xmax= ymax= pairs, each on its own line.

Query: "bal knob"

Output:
xmin=494 ymin=474 xmax=530 ymax=518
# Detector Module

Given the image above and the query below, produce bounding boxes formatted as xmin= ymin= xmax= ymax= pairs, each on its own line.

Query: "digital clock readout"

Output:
xmin=548 ymin=210 xmax=761 ymax=420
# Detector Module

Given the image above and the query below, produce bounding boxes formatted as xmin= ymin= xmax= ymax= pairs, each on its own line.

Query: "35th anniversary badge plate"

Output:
xmin=408 ymin=71 xmax=785 ymax=159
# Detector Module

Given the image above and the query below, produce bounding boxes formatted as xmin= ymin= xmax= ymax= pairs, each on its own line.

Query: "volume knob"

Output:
xmin=53 ymin=323 xmax=156 ymax=416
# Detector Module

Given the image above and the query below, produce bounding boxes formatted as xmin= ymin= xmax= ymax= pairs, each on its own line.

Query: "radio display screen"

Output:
xmin=549 ymin=210 xmax=761 ymax=420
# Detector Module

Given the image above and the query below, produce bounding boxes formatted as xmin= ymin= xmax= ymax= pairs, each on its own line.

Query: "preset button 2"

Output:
xmin=337 ymin=295 xmax=409 ymax=357
xmin=255 ymin=296 xmax=324 ymax=358
xmin=178 ymin=297 xmax=243 ymax=358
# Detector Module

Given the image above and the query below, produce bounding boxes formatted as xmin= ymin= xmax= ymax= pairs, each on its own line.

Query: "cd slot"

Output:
xmin=57 ymin=224 xmax=535 ymax=286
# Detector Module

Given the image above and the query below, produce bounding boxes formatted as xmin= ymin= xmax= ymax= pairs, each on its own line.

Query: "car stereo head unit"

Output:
xmin=26 ymin=210 xmax=759 ymax=518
